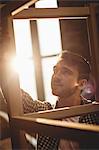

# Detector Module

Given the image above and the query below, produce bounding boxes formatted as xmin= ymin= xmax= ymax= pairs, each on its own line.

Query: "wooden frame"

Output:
xmin=11 ymin=5 xmax=99 ymax=100
xmin=87 ymin=3 xmax=99 ymax=100
xmin=11 ymin=115 xmax=99 ymax=143
xmin=24 ymin=102 xmax=99 ymax=119
xmin=12 ymin=7 xmax=90 ymax=19
xmin=30 ymin=20 xmax=45 ymax=100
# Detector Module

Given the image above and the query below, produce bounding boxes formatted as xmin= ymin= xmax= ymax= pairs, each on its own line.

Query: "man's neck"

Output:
xmin=56 ymin=92 xmax=81 ymax=108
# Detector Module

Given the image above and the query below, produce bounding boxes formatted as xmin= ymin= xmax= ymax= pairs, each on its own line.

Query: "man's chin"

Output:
xmin=52 ymin=90 xmax=60 ymax=96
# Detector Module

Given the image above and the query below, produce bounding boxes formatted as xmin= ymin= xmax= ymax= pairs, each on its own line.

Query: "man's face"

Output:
xmin=51 ymin=60 xmax=80 ymax=98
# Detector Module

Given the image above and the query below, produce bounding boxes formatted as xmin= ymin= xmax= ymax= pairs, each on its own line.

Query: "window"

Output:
xmin=13 ymin=19 xmax=37 ymax=99
xmin=13 ymin=0 xmax=62 ymax=104
xmin=36 ymin=0 xmax=62 ymax=104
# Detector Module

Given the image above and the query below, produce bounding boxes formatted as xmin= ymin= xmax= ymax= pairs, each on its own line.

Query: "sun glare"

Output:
xmin=11 ymin=56 xmax=33 ymax=75
xmin=11 ymin=56 xmax=37 ymax=99
xmin=12 ymin=56 xmax=22 ymax=73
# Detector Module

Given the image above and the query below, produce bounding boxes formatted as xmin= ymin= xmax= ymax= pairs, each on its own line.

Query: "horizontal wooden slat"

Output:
xmin=12 ymin=7 xmax=90 ymax=19
xmin=11 ymin=116 xmax=99 ymax=143
xmin=24 ymin=103 xmax=99 ymax=119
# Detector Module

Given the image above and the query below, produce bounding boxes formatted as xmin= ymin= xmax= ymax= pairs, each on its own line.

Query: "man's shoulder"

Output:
xmin=80 ymin=98 xmax=99 ymax=125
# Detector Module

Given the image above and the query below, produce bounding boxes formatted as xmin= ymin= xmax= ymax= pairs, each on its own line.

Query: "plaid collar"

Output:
xmin=55 ymin=96 xmax=91 ymax=109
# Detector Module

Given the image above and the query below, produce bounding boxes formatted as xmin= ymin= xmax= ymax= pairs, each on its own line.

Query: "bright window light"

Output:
xmin=13 ymin=20 xmax=33 ymax=58
xmin=36 ymin=0 xmax=61 ymax=56
xmin=13 ymin=19 xmax=37 ymax=99
xmin=13 ymin=0 xmax=62 ymax=105
xmin=36 ymin=0 xmax=62 ymax=104
xmin=37 ymin=19 xmax=61 ymax=56
xmin=35 ymin=0 xmax=58 ymax=8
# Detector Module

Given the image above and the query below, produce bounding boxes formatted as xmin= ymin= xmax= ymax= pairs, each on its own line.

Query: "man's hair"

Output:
xmin=59 ymin=50 xmax=91 ymax=81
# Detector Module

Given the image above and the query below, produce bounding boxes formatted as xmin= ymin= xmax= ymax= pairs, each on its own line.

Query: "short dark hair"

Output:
xmin=59 ymin=50 xmax=91 ymax=81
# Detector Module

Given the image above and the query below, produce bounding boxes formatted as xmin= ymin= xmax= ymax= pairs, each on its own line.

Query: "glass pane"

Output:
xmin=37 ymin=19 xmax=62 ymax=56
xmin=42 ymin=56 xmax=59 ymax=105
xmin=35 ymin=0 xmax=61 ymax=103
xmin=13 ymin=20 xmax=37 ymax=99
xmin=13 ymin=19 xmax=33 ymax=58
xmin=17 ymin=59 xmax=37 ymax=99
xmin=35 ymin=0 xmax=58 ymax=8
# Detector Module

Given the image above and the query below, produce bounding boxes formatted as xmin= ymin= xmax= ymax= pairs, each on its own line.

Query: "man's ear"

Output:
xmin=78 ymin=79 xmax=88 ymax=90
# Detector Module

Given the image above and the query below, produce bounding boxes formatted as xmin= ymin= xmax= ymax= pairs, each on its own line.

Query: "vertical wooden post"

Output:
xmin=30 ymin=20 xmax=45 ymax=101
xmin=87 ymin=4 xmax=99 ymax=101
xmin=0 ymin=9 xmax=28 ymax=149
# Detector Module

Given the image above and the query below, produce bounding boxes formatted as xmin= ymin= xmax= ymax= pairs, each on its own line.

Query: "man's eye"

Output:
xmin=61 ymin=69 xmax=72 ymax=75
xmin=61 ymin=69 xmax=68 ymax=74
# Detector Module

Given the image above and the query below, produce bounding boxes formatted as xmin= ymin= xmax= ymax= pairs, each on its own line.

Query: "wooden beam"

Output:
xmin=1 ymin=1 xmax=32 ymax=16
xmin=87 ymin=4 xmax=99 ymax=100
xmin=12 ymin=7 xmax=90 ymax=19
xmin=12 ymin=0 xmax=39 ymax=16
xmin=11 ymin=116 xmax=99 ymax=145
xmin=0 ymin=15 xmax=23 ymax=117
xmin=24 ymin=103 xmax=99 ymax=119
xmin=30 ymin=20 xmax=45 ymax=100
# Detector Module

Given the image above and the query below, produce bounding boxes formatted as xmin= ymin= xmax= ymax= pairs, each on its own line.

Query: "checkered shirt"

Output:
xmin=21 ymin=90 xmax=99 ymax=150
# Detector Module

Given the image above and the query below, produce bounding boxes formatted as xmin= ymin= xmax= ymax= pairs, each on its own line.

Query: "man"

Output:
xmin=37 ymin=50 xmax=99 ymax=150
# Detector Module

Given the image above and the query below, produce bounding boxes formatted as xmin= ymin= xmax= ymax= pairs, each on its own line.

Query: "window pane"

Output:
xmin=13 ymin=19 xmax=33 ymax=58
xmin=13 ymin=19 xmax=37 ymax=99
xmin=35 ymin=0 xmax=61 ymax=103
xmin=37 ymin=19 xmax=62 ymax=56
xmin=42 ymin=56 xmax=59 ymax=105
xmin=35 ymin=0 xmax=58 ymax=8
xmin=18 ymin=59 xmax=37 ymax=99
